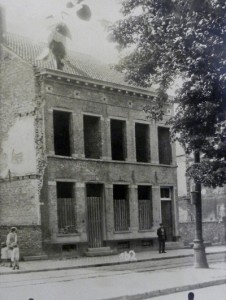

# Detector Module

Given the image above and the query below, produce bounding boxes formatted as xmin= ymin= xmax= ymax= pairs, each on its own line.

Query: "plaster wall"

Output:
xmin=0 ymin=116 xmax=36 ymax=178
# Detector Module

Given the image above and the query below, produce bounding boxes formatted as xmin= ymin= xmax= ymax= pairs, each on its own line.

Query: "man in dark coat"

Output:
xmin=157 ymin=223 xmax=167 ymax=253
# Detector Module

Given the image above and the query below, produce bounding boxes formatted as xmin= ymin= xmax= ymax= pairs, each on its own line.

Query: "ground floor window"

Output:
xmin=113 ymin=185 xmax=130 ymax=231
xmin=138 ymin=186 xmax=153 ymax=230
xmin=57 ymin=182 xmax=76 ymax=234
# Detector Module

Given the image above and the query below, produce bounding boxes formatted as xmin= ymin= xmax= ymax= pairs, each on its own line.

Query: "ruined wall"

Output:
xmin=0 ymin=225 xmax=42 ymax=256
xmin=0 ymin=48 xmax=45 ymax=254
xmin=0 ymin=116 xmax=36 ymax=178
xmin=179 ymin=221 xmax=226 ymax=245
xmin=0 ymin=47 xmax=37 ymax=178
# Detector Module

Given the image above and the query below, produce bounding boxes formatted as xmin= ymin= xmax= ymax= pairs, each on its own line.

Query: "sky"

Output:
xmin=0 ymin=0 xmax=122 ymax=63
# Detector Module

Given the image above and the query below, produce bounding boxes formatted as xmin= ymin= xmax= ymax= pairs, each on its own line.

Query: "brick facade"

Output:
xmin=0 ymin=33 xmax=179 ymax=256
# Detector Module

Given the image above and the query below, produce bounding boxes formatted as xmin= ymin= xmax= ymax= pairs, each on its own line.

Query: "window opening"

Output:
xmin=138 ymin=186 xmax=152 ymax=230
xmin=158 ymin=127 xmax=172 ymax=164
xmin=135 ymin=123 xmax=150 ymax=162
xmin=110 ymin=119 xmax=127 ymax=161
xmin=53 ymin=111 xmax=72 ymax=156
xmin=83 ymin=115 xmax=102 ymax=159
xmin=57 ymin=182 xmax=76 ymax=234
xmin=160 ymin=187 xmax=171 ymax=199
xmin=113 ymin=185 xmax=130 ymax=231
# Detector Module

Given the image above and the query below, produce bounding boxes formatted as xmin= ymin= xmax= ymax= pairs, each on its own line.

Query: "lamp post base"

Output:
xmin=193 ymin=239 xmax=209 ymax=268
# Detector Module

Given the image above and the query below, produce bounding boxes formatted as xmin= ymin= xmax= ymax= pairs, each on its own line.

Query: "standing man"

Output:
xmin=157 ymin=223 xmax=167 ymax=253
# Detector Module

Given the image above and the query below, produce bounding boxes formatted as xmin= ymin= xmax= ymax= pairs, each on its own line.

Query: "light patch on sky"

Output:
xmin=0 ymin=0 xmax=122 ymax=63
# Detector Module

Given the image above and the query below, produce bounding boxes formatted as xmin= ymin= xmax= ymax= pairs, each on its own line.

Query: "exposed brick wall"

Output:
xmin=0 ymin=179 xmax=41 ymax=225
xmin=179 ymin=221 xmax=226 ymax=245
xmin=0 ymin=48 xmax=36 ymax=135
xmin=0 ymin=225 xmax=43 ymax=257
xmin=0 ymin=48 xmax=46 ymax=255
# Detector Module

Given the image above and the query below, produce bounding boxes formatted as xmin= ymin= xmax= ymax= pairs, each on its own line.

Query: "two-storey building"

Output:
xmin=0 ymin=32 xmax=179 ymax=256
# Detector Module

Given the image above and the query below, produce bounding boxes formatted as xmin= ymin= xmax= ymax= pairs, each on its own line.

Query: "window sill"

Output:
xmin=47 ymin=155 xmax=177 ymax=167
xmin=57 ymin=233 xmax=80 ymax=237
xmin=138 ymin=229 xmax=155 ymax=233
xmin=114 ymin=231 xmax=131 ymax=234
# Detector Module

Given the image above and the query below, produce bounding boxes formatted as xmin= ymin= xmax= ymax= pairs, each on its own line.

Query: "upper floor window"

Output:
xmin=53 ymin=110 xmax=72 ymax=156
xmin=135 ymin=123 xmax=150 ymax=162
xmin=83 ymin=115 xmax=102 ymax=159
xmin=158 ymin=127 xmax=172 ymax=165
xmin=110 ymin=119 xmax=127 ymax=161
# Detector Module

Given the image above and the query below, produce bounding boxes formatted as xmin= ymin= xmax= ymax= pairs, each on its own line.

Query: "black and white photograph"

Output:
xmin=0 ymin=0 xmax=226 ymax=299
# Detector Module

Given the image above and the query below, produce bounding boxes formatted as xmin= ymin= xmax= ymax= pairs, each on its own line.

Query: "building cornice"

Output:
xmin=37 ymin=68 xmax=156 ymax=99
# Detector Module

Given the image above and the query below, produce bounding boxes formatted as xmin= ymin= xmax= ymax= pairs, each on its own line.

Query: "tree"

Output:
xmin=110 ymin=0 xmax=226 ymax=268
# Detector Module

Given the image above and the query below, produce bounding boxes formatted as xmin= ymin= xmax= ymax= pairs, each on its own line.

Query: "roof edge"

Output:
xmin=38 ymin=68 xmax=156 ymax=98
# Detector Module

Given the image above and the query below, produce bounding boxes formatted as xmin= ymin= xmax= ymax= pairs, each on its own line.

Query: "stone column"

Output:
xmin=129 ymin=185 xmax=139 ymax=232
xmin=101 ymin=117 xmax=109 ymax=160
xmin=48 ymin=181 xmax=58 ymax=240
xmin=171 ymin=140 xmax=177 ymax=165
xmin=152 ymin=185 xmax=161 ymax=228
xmin=75 ymin=182 xmax=87 ymax=239
xmin=105 ymin=118 xmax=112 ymax=160
xmin=46 ymin=109 xmax=55 ymax=155
xmin=172 ymin=186 xmax=179 ymax=237
xmin=105 ymin=184 xmax=114 ymax=240
xmin=127 ymin=120 xmax=136 ymax=162
xmin=72 ymin=112 xmax=84 ymax=159
xmin=150 ymin=123 xmax=159 ymax=164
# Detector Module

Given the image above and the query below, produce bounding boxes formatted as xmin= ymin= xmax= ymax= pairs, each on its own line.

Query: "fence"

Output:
xmin=138 ymin=199 xmax=152 ymax=230
xmin=57 ymin=198 xmax=76 ymax=234
xmin=114 ymin=199 xmax=129 ymax=231
xmin=87 ymin=196 xmax=102 ymax=248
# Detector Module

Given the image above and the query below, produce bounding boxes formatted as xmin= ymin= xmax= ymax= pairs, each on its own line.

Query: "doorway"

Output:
xmin=86 ymin=184 xmax=103 ymax=248
xmin=161 ymin=200 xmax=173 ymax=241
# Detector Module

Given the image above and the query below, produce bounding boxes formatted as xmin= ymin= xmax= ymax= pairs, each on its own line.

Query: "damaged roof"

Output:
xmin=3 ymin=32 xmax=153 ymax=92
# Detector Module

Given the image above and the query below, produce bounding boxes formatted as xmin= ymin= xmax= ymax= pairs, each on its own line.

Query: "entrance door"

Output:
xmin=87 ymin=184 xmax=103 ymax=248
xmin=161 ymin=200 xmax=173 ymax=241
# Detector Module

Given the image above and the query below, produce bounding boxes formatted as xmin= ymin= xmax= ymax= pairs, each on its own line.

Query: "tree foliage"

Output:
xmin=111 ymin=0 xmax=226 ymax=187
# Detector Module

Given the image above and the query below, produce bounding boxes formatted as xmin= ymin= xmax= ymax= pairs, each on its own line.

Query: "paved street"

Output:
xmin=0 ymin=252 xmax=225 ymax=300
xmin=96 ymin=252 xmax=225 ymax=272
xmin=148 ymin=284 xmax=226 ymax=300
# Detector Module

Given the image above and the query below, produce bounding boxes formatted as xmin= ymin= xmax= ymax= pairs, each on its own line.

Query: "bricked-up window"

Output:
xmin=113 ymin=185 xmax=130 ymax=231
xmin=111 ymin=119 xmax=127 ymax=161
xmin=53 ymin=111 xmax=72 ymax=156
xmin=138 ymin=186 xmax=153 ymax=230
xmin=135 ymin=123 xmax=150 ymax=162
xmin=83 ymin=115 xmax=102 ymax=159
xmin=57 ymin=182 xmax=76 ymax=234
xmin=158 ymin=127 xmax=172 ymax=165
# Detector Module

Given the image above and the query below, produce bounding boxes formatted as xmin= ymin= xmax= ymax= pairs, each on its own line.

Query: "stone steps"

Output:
xmin=84 ymin=247 xmax=117 ymax=257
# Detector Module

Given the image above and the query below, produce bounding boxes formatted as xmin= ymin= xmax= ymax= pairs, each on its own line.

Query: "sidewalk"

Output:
xmin=0 ymin=245 xmax=226 ymax=300
xmin=0 ymin=245 xmax=226 ymax=275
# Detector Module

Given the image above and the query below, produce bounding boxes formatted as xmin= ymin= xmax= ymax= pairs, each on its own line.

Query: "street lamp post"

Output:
xmin=192 ymin=151 xmax=209 ymax=268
